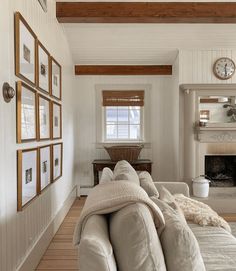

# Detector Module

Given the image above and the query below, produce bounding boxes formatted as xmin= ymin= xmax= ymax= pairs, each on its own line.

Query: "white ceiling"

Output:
xmin=57 ymin=0 xmax=236 ymax=64
xmin=61 ymin=23 xmax=236 ymax=65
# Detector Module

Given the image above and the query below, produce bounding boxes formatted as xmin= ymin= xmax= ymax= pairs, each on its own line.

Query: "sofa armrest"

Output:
xmin=154 ymin=182 xmax=190 ymax=197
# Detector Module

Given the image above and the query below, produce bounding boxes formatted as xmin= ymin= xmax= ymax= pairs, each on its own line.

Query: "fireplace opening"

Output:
xmin=205 ymin=155 xmax=236 ymax=187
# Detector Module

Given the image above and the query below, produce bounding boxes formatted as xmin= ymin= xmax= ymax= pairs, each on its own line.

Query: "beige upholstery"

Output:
xmin=110 ymin=203 xmax=167 ymax=271
xmin=154 ymin=182 xmax=190 ymax=197
xmin=139 ymin=171 xmax=159 ymax=197
xmin=113 ymin=160 xmax=140 ymax=185
xmin=189 ymin=223 xmax=236 ymax=271
xmin=153 ymin=198 xmax=206 ymax=271
xmin=100 ymin=167 xmax=113 ymax=184
xmin=79 ymin=215 xmax=117 ymax=271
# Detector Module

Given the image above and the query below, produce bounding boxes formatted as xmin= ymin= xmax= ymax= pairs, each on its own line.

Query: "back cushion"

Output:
xmin=110 ymin=203 xmax=167 ymax=271
xmin=79 ymin=215 xmax=117 ymax=271
xmin=113 ymin=160 xmax=140 ymax=185
xmin=151 ymin=198 xmax=206 ymax=271
xmin=139 ymin=171 xmax=159 ymax=197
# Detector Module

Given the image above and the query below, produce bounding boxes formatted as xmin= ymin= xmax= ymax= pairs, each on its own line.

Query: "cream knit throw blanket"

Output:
xmin=174 ymin=194 xmax=231 ymax=233
xmin=73 ymin=181 xmax=165 ymax=245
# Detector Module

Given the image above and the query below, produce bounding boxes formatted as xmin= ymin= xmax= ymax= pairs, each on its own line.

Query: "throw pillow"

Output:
xmin=151 ymin=198 xmax=206 ymax=271
xmin=100 ymin=167 xmax=114 ymax=184
xmin=110 ymin=203 xmax=167 ymax=271
xmin=139 ymin=171 xmax=159 ymax=197
xmin=113 ymin=160 xmax=139 ymax=185
xmin=158 ymin=185 xmax=186 ymax=222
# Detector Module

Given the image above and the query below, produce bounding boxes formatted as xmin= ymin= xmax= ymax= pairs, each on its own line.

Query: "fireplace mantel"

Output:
xmin=197 ymin=127 xmax=236 ymax=143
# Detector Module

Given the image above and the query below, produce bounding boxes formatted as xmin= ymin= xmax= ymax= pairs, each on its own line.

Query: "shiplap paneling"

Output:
xmin=0 ymin=1 xmax=76 ymax=270
xmin=179 ymin=49 xmax=236 ymax=84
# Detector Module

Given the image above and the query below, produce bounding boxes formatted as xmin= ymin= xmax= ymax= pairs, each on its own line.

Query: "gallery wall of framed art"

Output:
xmin=15 ymin=12 xmax=63 ymax=211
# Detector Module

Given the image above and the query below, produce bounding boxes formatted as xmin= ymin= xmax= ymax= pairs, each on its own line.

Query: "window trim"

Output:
xmin=95 ymin=84 xmax=151 ymax=146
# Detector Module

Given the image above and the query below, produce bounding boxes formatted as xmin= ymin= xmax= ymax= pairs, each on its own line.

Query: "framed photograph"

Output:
xmin=52 ymin=101 xmax=62 ymax=139
xmin=17 ymin=81 xmax=37 ymax=143
xmin=17 ymin=148 xmax=38 ymax=211
xmin=38 ymin=0 xmax=47 ymax=12
xmin=50 ymin=57 xmax=62 ymax=100
xmin=15 ymin=12 xmax=37 ymax=86
xmin=39 ymin=145 xmax=51 ymax=192
xmin=37 ymin=41 xmax=50 ymax=94
xmin=52 ymin=143 xmax=63 ymax=182
xmin=37 ymin=94 xmax=50 ymax=140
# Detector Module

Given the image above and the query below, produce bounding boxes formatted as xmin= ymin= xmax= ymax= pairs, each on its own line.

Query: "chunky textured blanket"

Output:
xmin=73 ymin=181 xmax=165 ymax=245
xmin=174 ymin=194 xmax=231 ymax=233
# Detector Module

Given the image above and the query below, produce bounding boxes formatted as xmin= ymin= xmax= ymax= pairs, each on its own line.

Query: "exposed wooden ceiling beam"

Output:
xmin=75 ymin=65 xmax=172 ymax=75
xmin=56 ymin=2 xmax=236 ymax=23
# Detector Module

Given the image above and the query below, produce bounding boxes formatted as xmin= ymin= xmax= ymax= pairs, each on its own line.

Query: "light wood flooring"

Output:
xmin=36 ymin=197 xmax=86 ymax=270
xmin=36 ymin=197 xmax=236 ymax=270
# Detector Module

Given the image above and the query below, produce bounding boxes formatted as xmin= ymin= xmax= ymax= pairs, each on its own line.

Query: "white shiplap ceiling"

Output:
xmin=58 ymin=0 xmax=236 ymax=64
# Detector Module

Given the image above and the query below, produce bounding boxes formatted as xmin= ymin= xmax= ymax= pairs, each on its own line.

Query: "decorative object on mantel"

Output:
xmin=223 ymin=103 xmax=236 ymax=122
xmin=213 ymin=57 xmax=235 ymax=80
xmin=104 ymin=145 xmax=143 ymax=162
xmin=38 ymin=0 xmax=47 ymax=12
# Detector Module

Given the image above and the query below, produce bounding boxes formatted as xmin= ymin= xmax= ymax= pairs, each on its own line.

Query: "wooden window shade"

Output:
xmin=102 ymin=90 xmax=144 ymax=106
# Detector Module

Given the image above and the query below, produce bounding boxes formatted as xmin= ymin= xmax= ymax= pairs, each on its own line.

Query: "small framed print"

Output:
xmin=17 ymin=148 xmax=38 ymax=211
xmin=15 ymin=12 xmax=37 ymax=86
xmin=50 ymin=57 xmax=61 ymax=100
xmin=52 ymin=143 xmax=63 ymax=182
xmin=17 ymin=81 xmax=37 ymax=143
xmin=37 ymin=41 xmax=50 ymax=94
xmin=52 ymin=101 xmax=62 ymax=139
xmin=37 ymin=94 xmax=50 ymax=140
xmin=39 ymin=145 xmax=51 ymax=192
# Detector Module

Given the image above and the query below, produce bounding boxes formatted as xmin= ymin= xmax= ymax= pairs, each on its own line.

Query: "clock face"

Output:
xmin=213 ymin=57 xmax=235 ymax=80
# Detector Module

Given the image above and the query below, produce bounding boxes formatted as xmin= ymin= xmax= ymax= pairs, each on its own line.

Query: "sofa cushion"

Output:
xmin=113 ymin=160 xmax=139 ymax=185
xmin=109 ymin=203 xmax=167 ymax=271
xmin=152 ymin=198 xmax=206 ymax=271
xmin=189 ymin=223 xmax=236 ymax=271
xmin=100 ymin=167 xmax=114 ymax=184
xmin=139 ymin=171 xmax=159 ymax=197
xmin=79 ymin=215 xmax=117 ymax=271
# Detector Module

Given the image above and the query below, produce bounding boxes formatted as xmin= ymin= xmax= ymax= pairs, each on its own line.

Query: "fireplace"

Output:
xmin=205 ymin=155 xmax=236 ymax=187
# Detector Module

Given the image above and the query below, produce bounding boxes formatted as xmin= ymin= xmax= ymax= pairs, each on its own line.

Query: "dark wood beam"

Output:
xmin=75 ymin=65 xmax=172 ymax=75
xmin=57 ymin=2 xmax=236 ymax=23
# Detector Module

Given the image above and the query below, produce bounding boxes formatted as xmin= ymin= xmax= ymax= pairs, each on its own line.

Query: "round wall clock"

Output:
xmin=213 ymin=57 xmax=236 ymax=80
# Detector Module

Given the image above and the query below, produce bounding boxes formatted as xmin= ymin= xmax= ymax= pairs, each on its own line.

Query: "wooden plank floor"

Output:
xmin=36 ymin=197 xmax=86 ymax=270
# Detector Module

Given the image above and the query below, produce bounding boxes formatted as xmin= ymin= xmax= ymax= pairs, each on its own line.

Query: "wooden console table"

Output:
xmin=92 ymin=159 xmax=152 ymax=186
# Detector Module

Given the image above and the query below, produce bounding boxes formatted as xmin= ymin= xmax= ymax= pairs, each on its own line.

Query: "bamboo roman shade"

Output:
xmin=102 ymin=90 xmax=144 ymax=106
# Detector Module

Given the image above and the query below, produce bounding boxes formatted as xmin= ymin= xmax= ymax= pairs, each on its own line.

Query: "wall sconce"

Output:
xmin=2 ymin=82 xmax=15 ymax=103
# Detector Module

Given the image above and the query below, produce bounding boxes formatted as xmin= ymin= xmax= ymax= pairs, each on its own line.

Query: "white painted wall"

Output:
xmin=0 ymin=1 xmax=76 ymax=270
xmin=75 ymin=57 xmax=180 ymax=190
xmin=179 ymin=49 xmax=236 ymax=84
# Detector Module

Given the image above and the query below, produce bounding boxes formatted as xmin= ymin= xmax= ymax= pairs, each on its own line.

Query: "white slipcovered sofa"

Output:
xmin=75 ymin=162 xmax=236 ymax=271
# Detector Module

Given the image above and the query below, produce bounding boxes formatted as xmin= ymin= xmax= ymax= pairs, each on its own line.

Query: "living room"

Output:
xmin=1 ymin=1 xmax=236 ymax=271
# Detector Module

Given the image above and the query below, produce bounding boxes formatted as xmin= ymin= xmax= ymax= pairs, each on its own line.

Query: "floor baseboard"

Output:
xmin=17 ymin=186 xmax=77 ymax=271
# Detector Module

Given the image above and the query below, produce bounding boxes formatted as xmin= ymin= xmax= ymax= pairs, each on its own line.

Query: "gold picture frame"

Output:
xmin=16 ymin=81 xmax=37 ymax=143
xmin=52 ymin=143 xmax=63 ymax=182
xmin=37 ymin=94 xmax=51 ymax=141
xmin=17 ymin=148 xmax=39 ymax=211
xmin=51 ymin=101 xmax=62 ymax=140
xmin=15 ymin=12 xmax=37 ymax=87
xmin=39 ymin=145 xmax=51 ymax=192
xmin=50 ymin=57 xmax=62 ymax=100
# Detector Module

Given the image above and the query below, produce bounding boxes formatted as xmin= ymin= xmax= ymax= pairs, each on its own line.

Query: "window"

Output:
xmin=102 ymin=90 xmax=144 ymax=141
